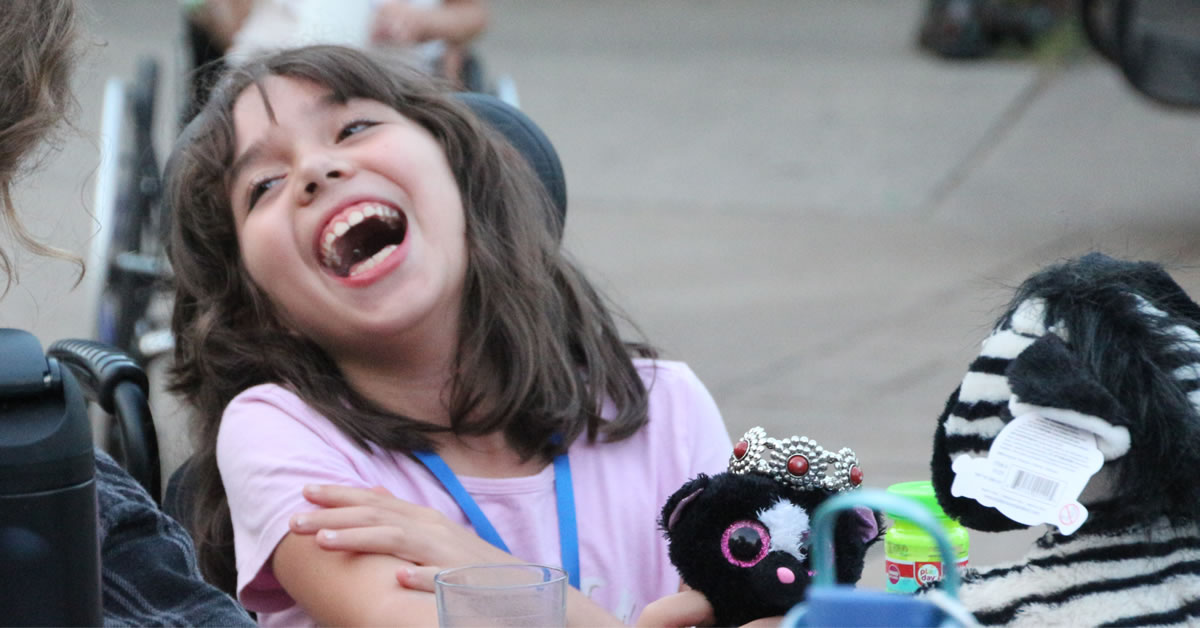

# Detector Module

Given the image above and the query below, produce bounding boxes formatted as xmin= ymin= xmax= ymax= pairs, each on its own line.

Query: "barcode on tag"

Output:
xmin=1010 ymin=469 xmax=1059 ymax=500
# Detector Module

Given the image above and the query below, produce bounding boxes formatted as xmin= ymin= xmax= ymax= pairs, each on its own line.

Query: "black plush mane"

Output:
xmin=932 ymin=253 xmax=1200 ymax=530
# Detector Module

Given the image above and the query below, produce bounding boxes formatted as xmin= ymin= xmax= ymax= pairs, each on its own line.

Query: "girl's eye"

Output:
xmin=337 ymin=119 xmax=378 ymax=142
xmin=248 ymin=176 xmax=282 ymax=209
xmin=721 ymin=520 xmax=770 ymax=568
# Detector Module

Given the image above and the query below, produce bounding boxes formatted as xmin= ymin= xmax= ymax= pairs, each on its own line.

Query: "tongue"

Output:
xmin=333 ymin=216 xmax=406 ymax=275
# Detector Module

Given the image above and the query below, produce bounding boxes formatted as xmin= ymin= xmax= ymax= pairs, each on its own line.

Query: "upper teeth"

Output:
xmin=320 ymin=203 xmax=403 ymax=269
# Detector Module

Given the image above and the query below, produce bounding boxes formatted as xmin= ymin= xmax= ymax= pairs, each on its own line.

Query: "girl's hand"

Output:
xmin=637 ymin=590 xmax=715 ymax=627
xmin=637 ymin=590 xmax=784 ymax=628
xmin=288 ymin=484 xmax=517 ymax=584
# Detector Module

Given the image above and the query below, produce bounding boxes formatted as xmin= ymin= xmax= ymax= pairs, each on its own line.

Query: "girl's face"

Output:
xmin=228 ymin=76 xmax=468 ymax=362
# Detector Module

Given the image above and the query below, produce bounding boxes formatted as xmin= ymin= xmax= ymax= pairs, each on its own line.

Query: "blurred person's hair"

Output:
xmin=0 ymin=0 xmax=83 ymax=292
xmin=164 ymin=45 xmax=653 ymax=594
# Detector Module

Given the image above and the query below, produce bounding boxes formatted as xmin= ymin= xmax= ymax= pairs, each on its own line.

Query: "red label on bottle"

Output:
xmin=886 ymin=563 xmax=901 ymax=584
xmin=915 ymin=561 xmax=942 ymax=585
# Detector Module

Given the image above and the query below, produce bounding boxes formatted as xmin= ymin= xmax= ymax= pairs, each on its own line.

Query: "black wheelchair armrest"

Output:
xmin=48 ymin=338 xmax=161 ymax=502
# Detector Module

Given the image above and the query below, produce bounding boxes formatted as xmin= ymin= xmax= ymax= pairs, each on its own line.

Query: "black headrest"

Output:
xmin=454 ymin=93 xmax=568 ymax=234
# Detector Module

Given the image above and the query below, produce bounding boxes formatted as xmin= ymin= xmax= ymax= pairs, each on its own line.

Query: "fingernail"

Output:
xmin=304 ymin=484 xmax=320 ymax=495
xmin=292 ymin=515 xmax=307 ymax=530
xmin=400 ymin=567 xmax=414 ymax=581
xmin=320 ymin=529 xmax=337 ymax=541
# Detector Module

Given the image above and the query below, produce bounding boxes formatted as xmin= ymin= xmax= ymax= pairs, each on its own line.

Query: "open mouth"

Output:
xmin=319 ymin=203 xmax=408 ymax=277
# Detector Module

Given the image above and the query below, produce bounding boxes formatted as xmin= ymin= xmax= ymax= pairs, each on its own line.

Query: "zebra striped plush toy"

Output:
xmin=930 ymin=253 xmax=1200 ymax=626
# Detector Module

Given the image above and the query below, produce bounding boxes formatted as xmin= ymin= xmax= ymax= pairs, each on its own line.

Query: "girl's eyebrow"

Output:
xmin=230 ymin=95 xmax=346 ymax=186
xmin=230 ymin=143 xmax=265 ymax=187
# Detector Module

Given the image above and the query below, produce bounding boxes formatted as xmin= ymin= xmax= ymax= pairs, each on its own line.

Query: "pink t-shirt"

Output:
xmin=217 ymin=359 xmax=731 ymax=626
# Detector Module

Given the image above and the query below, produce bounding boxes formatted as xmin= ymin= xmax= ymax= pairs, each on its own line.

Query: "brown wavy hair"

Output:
xmin=165 ymin=45 xmax=655 ymax=593
xmin=0 ymin=0 xmax=82 ymax=291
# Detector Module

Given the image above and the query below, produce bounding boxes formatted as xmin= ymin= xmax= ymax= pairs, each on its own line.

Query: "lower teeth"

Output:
xmin=348 ymin=244 xmax=398 ymax=277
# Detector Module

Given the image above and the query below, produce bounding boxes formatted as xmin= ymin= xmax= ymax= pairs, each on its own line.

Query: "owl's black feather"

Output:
xmin=660 ymin=472 xmax=883 ymax=626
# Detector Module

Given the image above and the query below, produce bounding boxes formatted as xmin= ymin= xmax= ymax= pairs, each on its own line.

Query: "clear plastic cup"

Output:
xmin=434 ymin=563 xmax=567 ymax=628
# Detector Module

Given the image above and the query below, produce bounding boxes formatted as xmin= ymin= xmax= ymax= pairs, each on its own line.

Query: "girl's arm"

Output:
xmin=272 ymin=532 xmax=434 ymax=626
xmin=272 ymin=484 xmax=514 ymax=626
xmin=289 ymin=484 xmax=622 ymax=627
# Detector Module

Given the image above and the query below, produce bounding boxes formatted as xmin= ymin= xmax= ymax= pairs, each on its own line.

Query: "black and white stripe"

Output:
xmin=942 ymin=298 xmax=1049 ymax=463
xmin=955 ymin=519 xmax=1200 ymax=626
xmin=1132 ymin=294 xmax=1200 ymax=415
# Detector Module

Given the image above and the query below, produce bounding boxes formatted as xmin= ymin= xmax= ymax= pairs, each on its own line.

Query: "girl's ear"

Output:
xmin=660 ymin=474 xmax=711 ymax=532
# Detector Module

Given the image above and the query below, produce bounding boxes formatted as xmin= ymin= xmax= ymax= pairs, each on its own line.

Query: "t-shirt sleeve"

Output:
xmin=216 ymin=386 xmax=375 ymax=613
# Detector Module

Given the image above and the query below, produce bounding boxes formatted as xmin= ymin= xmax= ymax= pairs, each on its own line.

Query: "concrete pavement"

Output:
xmin=8 ymin=0 xmax=1200 ymax=593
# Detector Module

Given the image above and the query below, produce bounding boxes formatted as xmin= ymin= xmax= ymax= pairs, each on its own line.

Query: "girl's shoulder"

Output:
xmin=218 ymin=383 xmax=337 ymax=442
xmin=632 ymin=357 xmax=707 ymax=393
xmin=628 ymin=358 xmax=721 ymax=432
xmin=226 ymin=382 xmax=308 ymax=413
xmin=632 ymin=356 xmax=689 ymax=377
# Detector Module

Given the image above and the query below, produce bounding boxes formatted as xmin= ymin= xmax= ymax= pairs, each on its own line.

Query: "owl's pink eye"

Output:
xmin=722 ymin=520 xmax=770 ymax=567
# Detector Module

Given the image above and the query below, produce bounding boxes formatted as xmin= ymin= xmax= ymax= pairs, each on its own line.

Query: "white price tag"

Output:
xmin=950 ymin=413 xmax=1103 ymax=535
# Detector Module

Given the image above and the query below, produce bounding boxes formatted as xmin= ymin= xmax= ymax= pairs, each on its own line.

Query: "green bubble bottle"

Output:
xmin=883 ymin=480 xmax=969 ymax=593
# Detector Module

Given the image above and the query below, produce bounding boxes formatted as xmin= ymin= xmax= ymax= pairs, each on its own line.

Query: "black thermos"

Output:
xmin=0 ymin=329 xmax=101 ymax=625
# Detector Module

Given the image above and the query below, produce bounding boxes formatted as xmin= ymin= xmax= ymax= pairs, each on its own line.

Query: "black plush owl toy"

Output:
xmin=660 ymin=427 xmax=884 ymax=626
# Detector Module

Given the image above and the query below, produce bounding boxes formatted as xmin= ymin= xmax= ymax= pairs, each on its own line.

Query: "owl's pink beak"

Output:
xmin=777 ymin=566 xmax=796 ymax=584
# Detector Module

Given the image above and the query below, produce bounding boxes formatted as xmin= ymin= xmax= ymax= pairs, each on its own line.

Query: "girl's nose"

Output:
xmin=300 ymin=169 xmax=343 ymax=202
xmin=296 ymin=155 xmax=355 ymax=204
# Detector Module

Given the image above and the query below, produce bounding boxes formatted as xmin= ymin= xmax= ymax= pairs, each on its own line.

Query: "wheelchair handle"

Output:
xmin=49 ymin=338 xmax=149 ymax=414
xmin=809 ymin=489 xmax=961 ymax=597
xmin=48 ymin=339 xmax=160 ymax=501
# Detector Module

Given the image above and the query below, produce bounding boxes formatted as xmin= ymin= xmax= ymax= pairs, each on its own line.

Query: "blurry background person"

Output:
xmin=184 ymin=0 xmax=488 ymax=115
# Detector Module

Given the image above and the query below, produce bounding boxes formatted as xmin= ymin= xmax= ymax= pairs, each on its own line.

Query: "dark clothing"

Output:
xmin=96 ymin=448 xmax=254 ymax=627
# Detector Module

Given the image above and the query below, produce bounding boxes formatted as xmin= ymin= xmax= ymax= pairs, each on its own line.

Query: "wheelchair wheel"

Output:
xmin=86 ymin=56 xmax=174 ymax=364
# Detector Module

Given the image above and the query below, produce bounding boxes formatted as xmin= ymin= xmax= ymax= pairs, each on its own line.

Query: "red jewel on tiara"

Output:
xmin=733 ymin=441 xmax=749 ymax=460
xmin=787 ymin=455 xmax=809 ymax=476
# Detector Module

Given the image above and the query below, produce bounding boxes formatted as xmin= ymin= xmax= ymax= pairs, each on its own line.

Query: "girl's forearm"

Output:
xmin=567 ymin=588 xmax=624 ymax=627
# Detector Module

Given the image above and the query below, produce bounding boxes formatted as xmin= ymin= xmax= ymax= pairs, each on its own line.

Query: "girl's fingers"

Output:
xmin=302 ymin=485 xmax=440 ymax=521
xmin=741 ymin=617 xmax=784 ymax=628
xmin=636 ymin=590 xmax=716 ymax=628
xmin=314 ymin=520 xmax=515 ymax=569
xmin=290 ymin=505 xmax=397 ymax=532
xmin=396 ymin=565 xmax=440 ymax=593
xmin=312 ymin=525 xmax=413 ymax=556
xmin=302 ymin=484 xmax=397 ymax=507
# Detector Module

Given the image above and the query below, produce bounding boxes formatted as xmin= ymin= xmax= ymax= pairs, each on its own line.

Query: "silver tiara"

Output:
xmin=728 ymin=427 xmax=864 ymax=492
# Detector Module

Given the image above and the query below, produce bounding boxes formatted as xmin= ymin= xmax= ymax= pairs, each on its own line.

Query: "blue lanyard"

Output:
xmin=411 ymin=449 xmax=580 ymax=590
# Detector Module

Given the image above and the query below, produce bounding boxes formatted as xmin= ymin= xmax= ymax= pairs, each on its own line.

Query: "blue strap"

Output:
xmin=411 ymin=450 xmax=510 ymax=553
xmin=553 ymin=452 xmax=580 ymax=589
xmin=412 ymin=449 xmax=581 ymax=589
